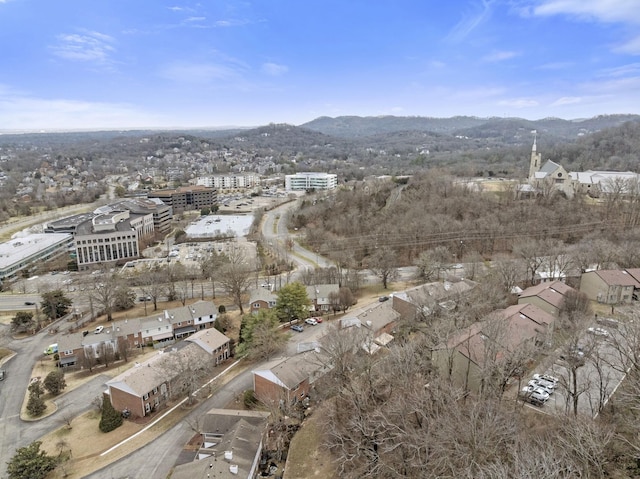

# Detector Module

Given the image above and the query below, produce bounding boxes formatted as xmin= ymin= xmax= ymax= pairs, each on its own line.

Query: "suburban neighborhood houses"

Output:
xmin=3 ymin=128 xmax=640 ymax=478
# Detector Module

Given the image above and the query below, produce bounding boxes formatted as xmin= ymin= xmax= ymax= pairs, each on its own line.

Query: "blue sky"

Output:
xmin=0 ymin=0 xmax=639 ymax=131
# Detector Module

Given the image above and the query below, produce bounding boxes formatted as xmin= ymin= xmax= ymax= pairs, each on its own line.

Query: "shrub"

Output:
xmin=243 ymin=389 xmax=258 ymax=409
xmin=26 ymin=393 xmax=46 ymax=417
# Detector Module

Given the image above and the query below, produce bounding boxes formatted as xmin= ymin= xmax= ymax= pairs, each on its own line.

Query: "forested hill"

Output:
xmin=302 ymin=114 xmax=640 ymax=143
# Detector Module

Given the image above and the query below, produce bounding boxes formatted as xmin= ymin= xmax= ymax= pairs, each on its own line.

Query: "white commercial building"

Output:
xmin=285 ymin=172 xmax=338 ymax=191
xmin=0 ymin=233 xmax=73 ymax=284
xmin=74 ymin=209 xmax=152 ymax=270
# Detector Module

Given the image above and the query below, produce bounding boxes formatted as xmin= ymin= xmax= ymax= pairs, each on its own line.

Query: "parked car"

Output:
xmin=596 ymin=317 xmax=619 ymax=329
xmin=291 ymin=324 xmax=304 ymax=333
xmin=559 ymin=347 xmax=585 ymax=364
xmin=94 ymin=325 xmax=104 ymax=334
xmin=528 ymin=378 xmax=555 ymax=394
xmin=0 ymin=369 xmax=5 ymax=381
xmin=587 ymin=327 xmax=609 ymax=337
xmin=378 ymin=296 xmax=390 ymax=302
xmin=533 ymin=373 xmax=559 ymax=384
xmin=305 ymin=318 xmax=318 ymax=326
xmin=520 ymin=386 xmax=549 ymax=406
xmin=315 ymin=317 xmax=323 ymax=323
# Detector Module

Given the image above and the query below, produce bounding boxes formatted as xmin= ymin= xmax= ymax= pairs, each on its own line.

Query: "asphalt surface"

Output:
xmin=0 ymin=318 xmax=110 ymax=478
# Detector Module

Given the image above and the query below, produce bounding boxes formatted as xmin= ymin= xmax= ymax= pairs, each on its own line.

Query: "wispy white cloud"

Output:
xmin=498 ymin=98 xmax=539 ymax=108
xmin=261 ymin=62 xmax=288 ymax=76
xmin=613 ymin=34 xmax=640 ymax=54
xmin=214 ymin=19 xmax=252 ymax=27
xmin=446 ymin=0 xmax=497 ymax=43
xmin=550 ymin=96 xmax=582 ymax=106
xmin=537 ymin=61 xmax=574 ymax=70
xmin=598 ymin=62 xmax=640 ymax=77
xmin=0 ymin=85 xmax=163 ymax=130
xmin=159 ymin=61 xmax=246 ymax=84
xmin=534 ymin=0 xmax=640 ymax=24
xmin=50 ymin=30 xmax=116 ymax=64
xmin=482 ymin=50 xmax=519 ymax=62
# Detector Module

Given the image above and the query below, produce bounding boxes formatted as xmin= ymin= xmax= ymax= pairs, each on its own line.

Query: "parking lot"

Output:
xmin=519 ymin=321 xmax=628 ymax=418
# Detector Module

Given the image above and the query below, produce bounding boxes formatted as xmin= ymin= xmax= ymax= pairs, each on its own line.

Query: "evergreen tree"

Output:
xmin=274 ymin=281 xmax=311 ymax=323
xmin=26 ymin=392 xmax=46 ymax=417
xmin=99 ymin=397 xmax=123 ymax=433
xmin=43 ymin=370 xmax=67 ymax=396
xmin=40 ymin=290 xmax=72 ymax=320
xmin=6 ymin=441 xmax=57 ymax=479
xmin=11 ymin=311 xmax=35 ymax=333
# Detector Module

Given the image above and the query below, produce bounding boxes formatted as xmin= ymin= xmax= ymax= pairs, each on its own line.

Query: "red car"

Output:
xmin=315 ymin=317 xmax=323 ymax=323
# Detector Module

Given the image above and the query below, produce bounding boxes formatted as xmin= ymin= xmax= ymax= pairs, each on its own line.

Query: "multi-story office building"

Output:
xmin=74 ymin=209 xmax=152 ymax=270
xmin=285 ymin=172 xmax=337 ymax=191
xmin=147 ymin=185 xmax=217 ymax=214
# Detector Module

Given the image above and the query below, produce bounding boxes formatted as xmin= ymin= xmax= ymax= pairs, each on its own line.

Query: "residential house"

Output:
xmin=249 ymin=288 xmax=277 ymax=315
xmin=623 ymin=268 xmax=640 ymax=299
xmin=140 ymin=300 xmax=218 ymax=347
xmin=306 ymin=284 xmax=339 ymax=313
xmin=391 ymin=278 xmax=477 ymax=322
xmin=56 ymin=327 xmax=121 ymax=369
xmin=185 ymin=328 xmax=231 ymax=365
xmin=432 ymin=303 xmax=554 ymax=394
xmin=518 ymin=280 xmax=576 ymax=317
xmin=170 ymin=408 xmax=270 ymax=479
xmin=579 ymin=270 xmax=639 ymax=304
xmin=252 ymin=351 xmax=329 ymax=405
xmin=106 ymin=342 xmax=212 ymax=418
xmin=106 ymin=351 xmax=173 ymax=418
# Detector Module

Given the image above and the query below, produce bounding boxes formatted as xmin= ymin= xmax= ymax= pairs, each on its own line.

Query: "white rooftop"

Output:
xmin=0 ymin=233 xmax=71 ymax=273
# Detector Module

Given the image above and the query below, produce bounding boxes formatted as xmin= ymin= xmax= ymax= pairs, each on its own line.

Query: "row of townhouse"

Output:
xmin=106 ymin=327 xmax=231 ymax=418
xmin=251 ymin=278 xmax=478 ymax=405
xmin=56 ymin=301 xmax=220 ymax=369
xmin=433 ymin=280 xmax=577 ymax=394
xmin=579 ymin=268 xmax=640 ymax=304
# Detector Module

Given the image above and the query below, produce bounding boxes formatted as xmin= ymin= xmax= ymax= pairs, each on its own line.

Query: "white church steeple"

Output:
xmin=528 ymin=131 xmax=541 ymax=181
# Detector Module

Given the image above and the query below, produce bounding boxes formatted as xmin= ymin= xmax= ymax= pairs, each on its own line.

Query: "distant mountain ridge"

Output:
xmin=301 ymin=114 xmax=640 ymax=142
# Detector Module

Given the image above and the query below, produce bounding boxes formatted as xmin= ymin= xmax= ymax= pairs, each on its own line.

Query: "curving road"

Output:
xmin=260 ymin=200 xmax=333 ymax=273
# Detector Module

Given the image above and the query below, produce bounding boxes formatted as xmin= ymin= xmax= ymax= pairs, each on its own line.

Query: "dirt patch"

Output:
xmin=0 ymin=347 xmax=13 ymax=362
xmin=284 ymin=402 xmax=336 ymax=479
xmin=39 ymin=409 xmax=145 ymax=479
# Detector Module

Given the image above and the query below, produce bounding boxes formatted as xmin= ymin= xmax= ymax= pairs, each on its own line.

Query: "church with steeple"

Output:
xmin=526 ymin=133 xmax=640 ymax=200
xmin=527 ymin=132 xmax=572 ymax=198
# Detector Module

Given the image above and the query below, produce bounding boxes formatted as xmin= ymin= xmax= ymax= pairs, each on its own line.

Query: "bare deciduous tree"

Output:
xmin=217 ymin=244 xmax=253 ymax=314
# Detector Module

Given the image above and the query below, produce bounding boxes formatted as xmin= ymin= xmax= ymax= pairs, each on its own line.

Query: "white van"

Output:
xmin=44 ymin=343 xmax=58 ymax=355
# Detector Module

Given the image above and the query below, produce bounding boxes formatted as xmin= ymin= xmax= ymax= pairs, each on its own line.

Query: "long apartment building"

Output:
xmin=196 ymin=174 xmax=259 ymax=190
